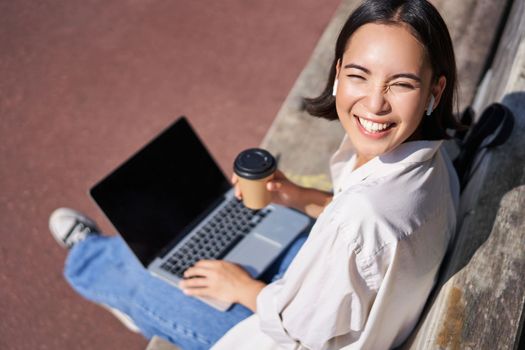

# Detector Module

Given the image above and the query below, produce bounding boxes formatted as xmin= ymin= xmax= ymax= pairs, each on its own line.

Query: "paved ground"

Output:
xmin=0 ymin=1 xmax=340 ymax=349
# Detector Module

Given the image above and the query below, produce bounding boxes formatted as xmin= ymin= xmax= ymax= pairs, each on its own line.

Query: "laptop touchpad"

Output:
xmin=224 ymin=234 xmax=281 ymax=278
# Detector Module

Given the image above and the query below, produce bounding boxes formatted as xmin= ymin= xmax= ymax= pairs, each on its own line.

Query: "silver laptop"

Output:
xmin=89 ymin=117 xmax=310 ymax=311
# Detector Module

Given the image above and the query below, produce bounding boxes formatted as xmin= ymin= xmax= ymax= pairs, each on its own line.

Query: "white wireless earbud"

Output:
xmin=332 ymin=79 xmax=339 ymax=97
xmin=426 ymin=95 xmax=435 ymax=116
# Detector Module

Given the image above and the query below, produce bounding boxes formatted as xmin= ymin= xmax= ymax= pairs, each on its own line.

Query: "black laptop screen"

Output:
xmin=90 ymin=117 xmax=231 ymax=266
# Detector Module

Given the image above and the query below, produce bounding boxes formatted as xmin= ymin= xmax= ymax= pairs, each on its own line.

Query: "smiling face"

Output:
xmin=334 ymin=23 xmax=446 ymax=167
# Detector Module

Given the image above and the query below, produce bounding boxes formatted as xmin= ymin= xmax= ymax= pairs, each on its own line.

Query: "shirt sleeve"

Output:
xmin=256 ymin=206 xmax=378 ymax=350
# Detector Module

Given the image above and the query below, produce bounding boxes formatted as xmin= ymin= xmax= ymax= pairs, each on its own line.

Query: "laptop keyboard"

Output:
xmin=160 ymin=198 xmax=272 ymax=278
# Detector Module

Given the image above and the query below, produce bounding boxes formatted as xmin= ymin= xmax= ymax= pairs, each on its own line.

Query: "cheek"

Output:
xmin=335 ymin=85 xmax=362 ymax=113
xmin=390 ymin=94 xmax=425 ymax=127
xmin=339 ymin=80 xmax=367 ymax=100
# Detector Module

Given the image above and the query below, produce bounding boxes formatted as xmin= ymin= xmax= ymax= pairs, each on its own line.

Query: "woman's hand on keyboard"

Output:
xmin=179 ymin=260 xmax=266 ymax=312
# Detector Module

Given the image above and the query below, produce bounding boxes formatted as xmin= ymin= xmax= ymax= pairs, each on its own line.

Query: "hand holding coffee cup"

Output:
xmin=233 ymin=148 xmax=277 ymax=210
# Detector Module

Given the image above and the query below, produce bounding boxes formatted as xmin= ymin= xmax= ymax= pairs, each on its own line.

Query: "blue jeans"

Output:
xmin=64 ymin=230 xmax=309 ymax=350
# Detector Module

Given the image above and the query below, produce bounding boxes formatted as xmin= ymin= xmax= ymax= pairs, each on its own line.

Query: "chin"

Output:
xmin=350 ymin=134 xmax=392 ymax=157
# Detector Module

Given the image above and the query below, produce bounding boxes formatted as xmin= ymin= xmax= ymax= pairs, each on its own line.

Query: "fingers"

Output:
xmin=180 ymin=264 xmax=214 ymax=294
xmin=267 ymin=180 xmax=282 ymax=192
xmin=183 ymin=287 xmax=209 ymax=297
xmin=179 ymin=275 xmax=211 ymax=297
xmin=267 ymin=169 xmax=291 ymax=192
xmin=233 ymin=170 xmax=288 ymax=199
xmin=179 ymin=260 xmax=251 ymax=303
xmin=183 ymin=260 xmax=226 ymax=276
xmin=183 ymin=266 xmax=211 ymax=279
xmin=231 ymin=174 xmax=242 ymax=199
xmin=182 ymin=260 xmax=219 ymax=278
xmin=180 ymin=260 xmax=222 ymax=297
xmin=235 ymin=185 xmax=242 ymax=200
xmin=193 ymin=259 xmax=221 ymax=268
xmin=180 ymin=276 xmax=209 ymax=288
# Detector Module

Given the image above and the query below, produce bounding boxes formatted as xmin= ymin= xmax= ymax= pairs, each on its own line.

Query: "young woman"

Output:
xmin=50 ymin=0 xmax=461 ymax=349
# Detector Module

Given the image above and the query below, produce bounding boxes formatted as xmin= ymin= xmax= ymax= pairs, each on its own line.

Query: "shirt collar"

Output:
xmin=331 ymin=135 xmax=443 ymax=194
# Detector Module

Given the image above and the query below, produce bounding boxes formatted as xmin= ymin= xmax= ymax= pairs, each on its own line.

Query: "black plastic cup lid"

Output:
xmin=233 ymin=148 xmax=276 ymax=180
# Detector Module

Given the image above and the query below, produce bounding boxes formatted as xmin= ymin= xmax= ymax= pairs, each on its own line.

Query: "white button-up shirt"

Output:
xmin=213 ymin=135 xmax=459 ymax=350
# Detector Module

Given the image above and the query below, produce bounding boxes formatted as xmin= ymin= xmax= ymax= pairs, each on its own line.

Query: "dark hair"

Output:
xmin=304 ymin=0 xmax=463 ymax=139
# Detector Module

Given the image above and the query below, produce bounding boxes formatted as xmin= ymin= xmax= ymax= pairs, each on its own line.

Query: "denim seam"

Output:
xmin=74 ymin=285 xmax=213 ymax=346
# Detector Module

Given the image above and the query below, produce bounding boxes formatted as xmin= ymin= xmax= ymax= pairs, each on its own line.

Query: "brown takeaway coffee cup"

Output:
xmin=233 ymin=148 xmax=277 ymax=210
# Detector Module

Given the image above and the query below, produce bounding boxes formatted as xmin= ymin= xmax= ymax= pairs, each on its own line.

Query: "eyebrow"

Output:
xmin=390 ymin=73 xmax=422 ymax=83
xmin=344 ymin=63 xmax=370 ymax=74
xmin=343 ymin=63 xmax=422 ymax=83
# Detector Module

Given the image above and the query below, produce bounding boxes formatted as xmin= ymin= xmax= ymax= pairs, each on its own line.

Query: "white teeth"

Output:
xmin=358 ymin=117 xmax=392 ymax=133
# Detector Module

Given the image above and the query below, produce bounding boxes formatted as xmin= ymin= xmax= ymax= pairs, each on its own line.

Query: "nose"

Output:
xmin=363 ymin=85 xmax=391 ymax=116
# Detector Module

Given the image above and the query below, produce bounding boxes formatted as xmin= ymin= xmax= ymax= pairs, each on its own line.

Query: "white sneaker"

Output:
xmin=49 ymin=208 xmax=100 ymax=248
xmin=49 ymin=208 xmax=141 ymax=333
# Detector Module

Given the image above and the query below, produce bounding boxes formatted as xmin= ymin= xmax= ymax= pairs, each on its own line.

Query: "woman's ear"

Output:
xmin=335 ymin=59 xmax=341 ymax=79
xmin=332 ymin=59 xmax=342 ymax=97
xmin=431 ymin=76 xmax=447 ymax=109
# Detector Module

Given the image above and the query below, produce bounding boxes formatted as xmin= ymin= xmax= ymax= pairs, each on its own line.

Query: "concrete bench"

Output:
xmin=147 ymin=0 xmax=525 ymax=348
xmin=402 ymin=0 xmax=525 ymax=347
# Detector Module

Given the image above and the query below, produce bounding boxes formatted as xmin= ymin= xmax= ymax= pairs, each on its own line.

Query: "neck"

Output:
xmin=353 ymin=125 xmax=424 ymax=170
xmin=354 ymin=154 xmax=372 ymax=170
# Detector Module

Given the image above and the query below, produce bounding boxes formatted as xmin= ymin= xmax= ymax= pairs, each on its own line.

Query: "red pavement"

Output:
xmin=0 ymin=1 xmax=341 ymax=349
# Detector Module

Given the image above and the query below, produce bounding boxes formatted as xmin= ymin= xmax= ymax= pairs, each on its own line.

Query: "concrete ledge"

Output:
xmin=402 ymin=0 xmax=525 ymax=347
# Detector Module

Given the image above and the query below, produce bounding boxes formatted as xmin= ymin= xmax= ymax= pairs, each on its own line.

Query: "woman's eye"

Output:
xmin=347 ymin=75 xmax=365 ymax=80
xmin=392 ymin=82 xmax=414 ymax=89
